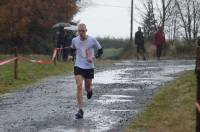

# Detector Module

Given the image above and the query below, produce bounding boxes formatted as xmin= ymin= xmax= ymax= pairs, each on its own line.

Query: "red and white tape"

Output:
xmin=0 ymin=48 xmax=67 ymax=66
xmin=32 ymin=60 xmax=52 ymax=64
xmin=0 ymin=57 xmax=17 ymax=66
xmin=19 ymin=57 xmax=52 ymax=65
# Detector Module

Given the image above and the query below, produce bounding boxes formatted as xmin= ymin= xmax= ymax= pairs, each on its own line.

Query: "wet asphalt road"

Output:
xmin=0 ymin=60 xmax=194 ymax=132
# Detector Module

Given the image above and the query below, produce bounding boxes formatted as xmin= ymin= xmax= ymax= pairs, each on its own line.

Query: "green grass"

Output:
xmin=125 ymin=71 xmax=196 ymax=132
xmin=103 ymin=48 xmax=124 ymax=59
xmin=0 ymin=57 xmax=73 ymax=94
xmin=120 ymin=41 xmax=196 ymax=60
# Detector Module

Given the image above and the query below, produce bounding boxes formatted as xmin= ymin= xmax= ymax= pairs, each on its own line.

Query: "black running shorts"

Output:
xmin=74 ymin=66 xmax=94 ymax=79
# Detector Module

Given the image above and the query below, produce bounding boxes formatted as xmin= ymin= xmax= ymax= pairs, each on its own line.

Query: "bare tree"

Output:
xmin=153 ymin=0 xmax=173 ymax=28
xmin=192 ymin=0 xmax=200 ymax=40
xmin=142 ymin=0 xmax=157 ymax=40
xmin=137 ymin=0 xmax=200 ymax=42
xmin=163 ymin=0 xmax=179 ymax=42
xmin=175 ymin=0 xmax=200 ymax=43
xmin=160 ymin=0 xmax=173 ymax=28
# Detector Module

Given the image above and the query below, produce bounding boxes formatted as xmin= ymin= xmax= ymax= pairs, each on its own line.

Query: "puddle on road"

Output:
xmin=97 ymin=99 xmax=135 ymax=104
xmin=102 ymin=95 xmax=133 ymax=98
xmin=94 ymin=61 xmax=194 ymax=85
xmin=114 ymin=88 xmax=140 ymax=92
xmin=39 ymin=127 xmax=99 ymax=132
xmin=93 ymin=68 xmax=131 ymax=84
xmin=96 ymin=94 xmax=135 ymax=104
xmin=110 ymin=109 xmax=139 ymax=112
xmin=162 ymin=65 xmax=194 ymax=76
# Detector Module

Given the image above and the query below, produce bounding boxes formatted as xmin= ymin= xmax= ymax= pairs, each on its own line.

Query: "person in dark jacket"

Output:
xmin=57 ymin=27 xmax=65 ymax=48
xmin=135 ymin=27 xmax=146 ymax=60
xmin=56 ymin=27 xmax=65 ymax=61
xmin=62 ymin=30 xmax=76 ymax=61
xmin=154 ymin=26 xmax=166 ymax=60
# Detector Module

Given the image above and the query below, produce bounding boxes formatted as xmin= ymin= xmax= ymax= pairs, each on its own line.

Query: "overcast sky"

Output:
xmin=74 ymin=0 xmax=143 ymax=39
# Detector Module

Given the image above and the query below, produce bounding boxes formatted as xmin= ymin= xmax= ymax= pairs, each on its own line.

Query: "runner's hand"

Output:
xmin=68 ymin=56 xmax=73 ymax=61
xmin=87 ymin=57 xmax=93 ymax=63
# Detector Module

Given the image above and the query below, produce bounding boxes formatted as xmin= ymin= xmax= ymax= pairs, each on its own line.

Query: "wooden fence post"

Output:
xmin=54 ymin=57 xmax=57 ymax=65
xmin=14 ymin=47 xmax=18 ymax=79
xmin=196 ymin=45 xmax=200 ymax=132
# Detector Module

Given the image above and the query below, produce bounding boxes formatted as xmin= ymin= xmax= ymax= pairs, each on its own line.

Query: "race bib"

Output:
xmin=82 ymin=48 xmax=89 ymax=58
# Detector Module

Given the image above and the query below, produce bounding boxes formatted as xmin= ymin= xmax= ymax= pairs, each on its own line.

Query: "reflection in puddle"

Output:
xmin=97 ymin=94 xmax=135 ymax=104
xmin=110 ymin=109 xmax=138 ymax=112
xmin=40 ymin=128 xmax=98 ymax=132
xmin=93 ymin=68 xmax=131 ymax=84
xmin=162 ymin=65 xmax=194 ymax=76
xmin=102 ymin=95 xmax=133 ymax=98
xmin=97 ymin=99 xmax=135 ymax=104
xmin=116 ymin=88 xmax=140 ymax=91
xmin=67 ymin=129 xmax=99 ymax=132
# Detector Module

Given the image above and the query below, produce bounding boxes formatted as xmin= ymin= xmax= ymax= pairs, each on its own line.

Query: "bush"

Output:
xmin=175 ymin=43 xmax=196 ymax=56
xmin=97 ymin=37 xmax=129 ymax=49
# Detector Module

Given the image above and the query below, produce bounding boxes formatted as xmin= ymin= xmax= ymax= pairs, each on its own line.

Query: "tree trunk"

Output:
xmin=175 ymin=0 xmax=189 ymax=41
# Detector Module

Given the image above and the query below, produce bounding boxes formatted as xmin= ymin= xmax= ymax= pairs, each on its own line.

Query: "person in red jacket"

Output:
xmin=154 ymin=26 xmax=166 ymax=60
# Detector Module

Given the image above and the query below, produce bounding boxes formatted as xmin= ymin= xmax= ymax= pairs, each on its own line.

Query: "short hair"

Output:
xmin=78 ymin=23 xmax=87 ymax=31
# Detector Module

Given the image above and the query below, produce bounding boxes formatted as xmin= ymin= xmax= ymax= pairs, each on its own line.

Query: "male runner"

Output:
xmin=69 ymin=23 xmax=103 ymax=119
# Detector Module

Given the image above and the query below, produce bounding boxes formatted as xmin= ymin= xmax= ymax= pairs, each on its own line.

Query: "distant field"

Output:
xmin=103 ymin=48 xmax=124 ymax=59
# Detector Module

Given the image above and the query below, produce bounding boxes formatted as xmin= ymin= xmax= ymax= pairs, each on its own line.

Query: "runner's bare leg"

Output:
xmin=75 ymin=75 xmax=84 ymax=109
xmin=85 ymin=79 xmax=92 ymax=92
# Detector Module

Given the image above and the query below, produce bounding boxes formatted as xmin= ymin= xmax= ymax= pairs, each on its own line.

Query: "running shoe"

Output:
xmin=87 ymin=90 xmax=93 ymax=99
xmin=75 ymin=109 xmax=84 ymax=119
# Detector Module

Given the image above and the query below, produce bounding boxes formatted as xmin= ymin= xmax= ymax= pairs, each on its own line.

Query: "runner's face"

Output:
xmin=78 ymin=28 xmax=87 ymax=40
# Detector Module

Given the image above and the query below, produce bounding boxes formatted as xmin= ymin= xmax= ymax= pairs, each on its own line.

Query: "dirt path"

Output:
xmin=0 ymin=60 xmax=194 ymax=132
